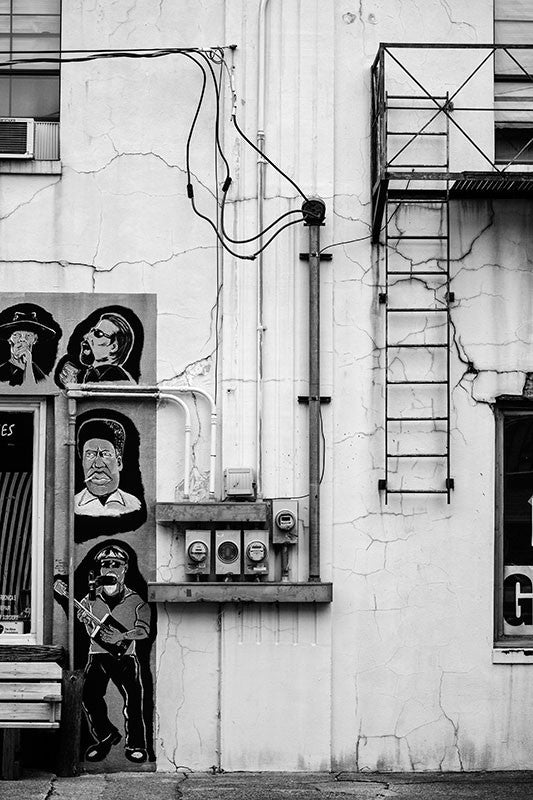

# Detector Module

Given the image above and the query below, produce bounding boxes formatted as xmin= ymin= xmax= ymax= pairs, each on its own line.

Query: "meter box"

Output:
xmin=223 ymin=467 xmax=256 ymax=499
xmin=272 ymin=499 xmax=299 ymax=544
xmin=243 ymin=529 xmax=269 ymax=577
xmin=185 ymin=530 xmax=211 ymax=575
xmin=215 ymin=530 xmax=241 ymax=576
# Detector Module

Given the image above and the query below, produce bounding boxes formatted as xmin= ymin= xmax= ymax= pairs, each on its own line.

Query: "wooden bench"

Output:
xmin=0 ymin=662 xmax=62 ymax=779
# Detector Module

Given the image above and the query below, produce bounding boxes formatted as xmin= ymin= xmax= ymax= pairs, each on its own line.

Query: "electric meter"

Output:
xmin=185 ymin=530 xmax=211 ymax=576
xmin=188 ymin=541 xmax=208 ymax=563
xmin=246 ymin=540 xmax=267 ymax=563
xmin=243 ymin=529 xmax=269 ymax=577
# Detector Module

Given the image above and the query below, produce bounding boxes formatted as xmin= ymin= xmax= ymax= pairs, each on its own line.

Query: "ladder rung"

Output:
xmin=386 ymin=490 xmax=449 ymax=494
xmin=388 ymin=131 xmax=447 ymax=136
xmin=387 ymin=163 xmax=448 ymax=168
xmin=387 ymin=200 xmax=448 ymax=205
xmin=387 ymin=235 xmax=447 ymax=240
xmin=387 ymin=94 xmax=448 ymax=100
xmin=386 ymin=308 xmax=447 ymax=313
xmin=387 ymin=453 xmax=447 ymax=458
xmin=387 ymin=343 xmax=447 ymax=348
xmin=388 ymin=416 xmax=447 ymax=421
xmin=388 ymin=271 xmax=446 ymax=276
xmin=388 ymin=380 xmax=448 ymax=385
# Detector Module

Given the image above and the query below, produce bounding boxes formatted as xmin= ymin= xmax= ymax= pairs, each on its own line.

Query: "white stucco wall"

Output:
xmin=3 ymin=0 xmax=533 ymax=775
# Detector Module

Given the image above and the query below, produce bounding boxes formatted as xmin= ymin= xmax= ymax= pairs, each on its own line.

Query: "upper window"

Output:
xmin=0 ymin=401 xmax=45 ymax=643
xmin=494 ymin=0 xmax=533 ymax=164
xmin=0 ymin=0 xmax=60 ymax=121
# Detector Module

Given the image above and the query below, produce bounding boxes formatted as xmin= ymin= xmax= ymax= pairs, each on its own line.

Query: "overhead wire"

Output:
xmin=0 ymin=45 xmax=317 ymax=259
xmin=194 ymin=48 xmax=313 ymax=247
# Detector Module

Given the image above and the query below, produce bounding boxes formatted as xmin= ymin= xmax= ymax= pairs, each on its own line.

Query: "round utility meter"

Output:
xmin=217 ymin=540 xmax=239 ymax=564
xmin=275 ymin=510 xmax=296 ymax=531
xmin=188 ymin=541 xmax=209 ymax=563
xmin=246 ymin=541 xmax=267 ymax=563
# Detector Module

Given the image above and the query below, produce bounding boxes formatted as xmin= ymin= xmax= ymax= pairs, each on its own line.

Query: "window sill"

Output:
xmin=0 ymin=159 xmax=61 ymax=175
xmin=493 ymin=647 xmax=533 ymax=664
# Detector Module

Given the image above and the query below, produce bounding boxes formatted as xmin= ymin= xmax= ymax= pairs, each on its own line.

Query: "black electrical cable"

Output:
xmin=182 ymin=52 xmax=315 ymax=258
xmin=193 ymin=49 xmax=231 ymax=184
xmin=0 ymin=47 xmax=217 ymax=69
xmin=318 ymin=179 xmax=412 ymax=256
xmin=319 ymin=405 xmax=326 ymax=485
xmin=196 ymin=50 xmax=310 ymax=246
xmin=180 ymin=52 xmax=256 ymax=260
xmin=213 ymin=59 xmax=224 ymax=404
xmin=231 ymin=112 xmax=309 ymax=203
xmin=220 ymin=190 xmax=305 ymax=244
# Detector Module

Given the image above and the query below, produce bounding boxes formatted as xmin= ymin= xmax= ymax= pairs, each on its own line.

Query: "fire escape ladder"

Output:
xmin=379 ymin=93 xmax=454 ymax=503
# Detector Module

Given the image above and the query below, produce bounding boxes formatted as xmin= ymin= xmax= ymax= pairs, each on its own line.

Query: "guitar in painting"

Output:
xmin=54 ymin=580 xmax=130 ymax=658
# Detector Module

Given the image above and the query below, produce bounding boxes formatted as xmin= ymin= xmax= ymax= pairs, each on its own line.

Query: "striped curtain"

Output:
xmin=0 ymin=472 xmax=32 ymax=616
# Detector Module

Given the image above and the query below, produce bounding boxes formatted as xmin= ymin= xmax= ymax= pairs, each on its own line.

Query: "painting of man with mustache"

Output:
xmin=74 ymin=418 xmax=141 ymax=518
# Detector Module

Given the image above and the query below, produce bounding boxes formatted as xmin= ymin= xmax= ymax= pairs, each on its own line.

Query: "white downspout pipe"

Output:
xmin=163 ymin=386 xmax=217 ymax=500
xmin=255 ymin=0 xmax=272 ymax=500
xmin=68 ymin=384 xmax=217 ymax=500
xmin=66 ymin=386 xmax=193 ymax=500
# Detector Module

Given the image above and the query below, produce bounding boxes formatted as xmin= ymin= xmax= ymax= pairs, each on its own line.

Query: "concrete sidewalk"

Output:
xmin=3 ymin=770 xmax=533 ymax=800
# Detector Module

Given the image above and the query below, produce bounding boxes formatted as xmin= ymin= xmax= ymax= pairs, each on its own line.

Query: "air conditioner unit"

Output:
xmin=0 ymin=118 xmax=34 ymax=159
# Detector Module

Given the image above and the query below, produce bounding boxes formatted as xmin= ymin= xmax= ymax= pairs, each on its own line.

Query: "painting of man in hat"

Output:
xmin=0 ymin=303 xmax=61 ymax=387
xmin=53 ymin=540 xmax=155 ymax=765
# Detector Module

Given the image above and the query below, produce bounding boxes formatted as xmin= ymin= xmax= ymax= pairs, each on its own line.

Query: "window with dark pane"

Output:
xmin=0 ymin=411 xmax=34 ymax=635
xmin=500 ymin=412 xmax=533 ymax=637
xmin=0 ymin=0 xmax=60 ymax=120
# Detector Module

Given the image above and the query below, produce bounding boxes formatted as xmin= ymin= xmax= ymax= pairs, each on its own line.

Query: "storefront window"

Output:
xmin=496 ymin=405 xmax=533 ymax=642
xmin=0 ymin=403 xmax=44 ymax=641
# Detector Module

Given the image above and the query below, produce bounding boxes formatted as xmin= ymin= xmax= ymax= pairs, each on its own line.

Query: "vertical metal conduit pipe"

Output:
xmin=308 ymin=219 xmax=322 ymax=582
xmin=66 ymin=397 xmax=77 ymax=671
xmin=255 ymin=0 xmax=272 ymax=499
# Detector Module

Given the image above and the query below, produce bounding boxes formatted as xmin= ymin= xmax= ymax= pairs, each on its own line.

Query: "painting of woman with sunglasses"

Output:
xmin=55 ymin=306 xmax=144 ymax=389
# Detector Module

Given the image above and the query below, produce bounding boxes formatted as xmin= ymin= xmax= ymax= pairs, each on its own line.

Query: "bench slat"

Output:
xmin=0 ymin=683 xmax=61 ymax=701
xmin=0 ymin=663 xmax=62 ymax=680
xmin=0 ymin=721 xmax=60 ymax=729
xmin=0 ymin=702 xmax=60 ymax=722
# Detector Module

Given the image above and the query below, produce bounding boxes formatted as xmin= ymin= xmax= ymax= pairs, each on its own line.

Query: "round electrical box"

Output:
xmin=188 ymin=541 xmax=208 ymax=563
xmin=275 ymin=509 xmax=296 ymax=531
xmin=217 ymin=540 xmax=239 ymax=564
xmin=246 ymin=541 xmax=267 ymax=563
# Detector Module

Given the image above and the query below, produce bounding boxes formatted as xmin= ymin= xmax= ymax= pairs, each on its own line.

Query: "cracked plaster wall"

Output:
xmin=330 ymin=0 xmax=533 ymax=775
xmin=0 ymin=0 xmax=527 ymax=776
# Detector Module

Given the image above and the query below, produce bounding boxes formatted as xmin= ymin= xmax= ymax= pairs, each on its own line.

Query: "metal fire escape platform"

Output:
xmin=371 ymin=44 xmax=533 ymax=502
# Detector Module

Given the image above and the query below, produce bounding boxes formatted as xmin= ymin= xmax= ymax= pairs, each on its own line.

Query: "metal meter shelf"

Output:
xmin=371 ymin=43 xmax=533 ymax=502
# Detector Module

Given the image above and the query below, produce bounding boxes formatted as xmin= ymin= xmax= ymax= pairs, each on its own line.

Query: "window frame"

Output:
xmin=494 ymin=400 xmax=533 ymax=647
xmin=0 ymin=398 xmax=46 ymax=645
xmin=0 ymin=0 xmax=60 ymax=122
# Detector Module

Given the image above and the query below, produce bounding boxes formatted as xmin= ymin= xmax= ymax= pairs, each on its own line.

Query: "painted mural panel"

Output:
xmin=0 ymin=294 xmax=155 ymax=393
xmin=55 ymin=396 xmax=156 ymax=772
